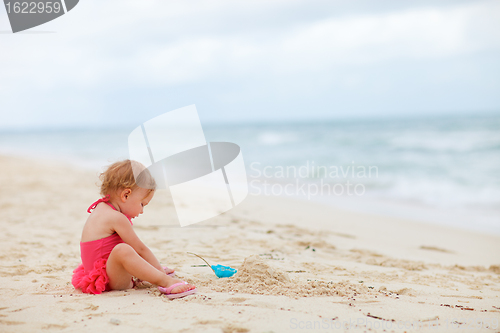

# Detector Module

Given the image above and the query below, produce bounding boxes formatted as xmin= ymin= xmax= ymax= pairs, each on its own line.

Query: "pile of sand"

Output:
xmin=192 ymin=255 xmax=377 ymax=298
xmin=231 ymin=255 xmax=291 ymax=285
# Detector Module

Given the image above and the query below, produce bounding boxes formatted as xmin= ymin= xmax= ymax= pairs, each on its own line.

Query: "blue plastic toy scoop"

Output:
xmin=212 ymin=264 xmax=237 ymax=278
xmin=188 ymin=252 xmax=237 ymax=278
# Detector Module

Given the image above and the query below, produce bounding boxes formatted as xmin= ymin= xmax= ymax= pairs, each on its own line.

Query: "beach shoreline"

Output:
xmin=1 ymin=155 xmax=499 ymax=332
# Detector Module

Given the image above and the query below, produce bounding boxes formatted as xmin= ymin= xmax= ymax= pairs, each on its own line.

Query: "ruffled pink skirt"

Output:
xmin=72 ymin=258 xmax=110 ymax=294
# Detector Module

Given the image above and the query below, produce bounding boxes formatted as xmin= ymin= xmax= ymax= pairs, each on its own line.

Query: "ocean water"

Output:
xmin=1 ymin=113 xmax=499 ymax=233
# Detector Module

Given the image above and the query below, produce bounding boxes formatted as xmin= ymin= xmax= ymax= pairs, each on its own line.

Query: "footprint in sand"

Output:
xmin=222 ymin=324 xmax=250 ymax=333
xmin=0 ymin=319 xmax=25 ymax=325
xmin=84 ymin=304 xmax=99 ymax=311
xmin=196 ymin=319 xmax=224 ymax=325
xmin=42 ymin=323 xmax=68 ymax=329
xmin=226 ymin=297 xmax=247 ymax=304
xmin=419 ymin=245 xmax=454 ymax=253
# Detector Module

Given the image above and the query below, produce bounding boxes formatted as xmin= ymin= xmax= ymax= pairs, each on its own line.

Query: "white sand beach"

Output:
xmin=0 ymin=155 xmax=499 ymax=332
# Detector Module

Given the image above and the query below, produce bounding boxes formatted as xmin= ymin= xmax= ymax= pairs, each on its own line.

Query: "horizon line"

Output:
xmin=0 ymin=109 xmax=499 ymax=133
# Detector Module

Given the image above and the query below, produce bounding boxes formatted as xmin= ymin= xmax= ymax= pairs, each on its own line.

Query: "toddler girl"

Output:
xmin=72 ymin=160 xmax=196 ymax=299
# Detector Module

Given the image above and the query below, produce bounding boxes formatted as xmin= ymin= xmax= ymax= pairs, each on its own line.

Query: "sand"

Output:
xmin=0 ymin=155 xmax=499 ymax=332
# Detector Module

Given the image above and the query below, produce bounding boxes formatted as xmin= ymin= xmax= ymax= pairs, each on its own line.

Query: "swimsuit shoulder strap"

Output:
xmin=87 ymin=195 xmax=111 ymax=213
xmin=87 ymin=195 xmax=133 ymax=225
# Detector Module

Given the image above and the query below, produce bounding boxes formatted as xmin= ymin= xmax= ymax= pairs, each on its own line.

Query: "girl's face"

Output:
xmin=120 ymin=188 xmax=154 ymax=219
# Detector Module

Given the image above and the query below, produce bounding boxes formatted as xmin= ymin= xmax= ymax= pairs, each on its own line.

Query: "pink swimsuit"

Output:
xmin=71 ymin=196 xmax=133 ymax=294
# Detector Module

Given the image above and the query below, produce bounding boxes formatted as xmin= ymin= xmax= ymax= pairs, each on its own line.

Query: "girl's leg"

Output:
xmin=106 ymin=243 xmax=194 ymax=293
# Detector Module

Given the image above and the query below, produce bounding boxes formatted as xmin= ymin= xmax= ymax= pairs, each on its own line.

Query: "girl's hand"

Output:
xmin=163 ymin=266 xmax=175 ymax=275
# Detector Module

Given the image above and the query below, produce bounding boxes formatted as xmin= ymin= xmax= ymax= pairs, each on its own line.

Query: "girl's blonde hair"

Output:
xmin=99 ymin=160 xmax=156 ymax=197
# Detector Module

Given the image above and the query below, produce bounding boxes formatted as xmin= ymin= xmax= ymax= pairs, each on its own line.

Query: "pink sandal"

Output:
xmin=158 ymin=281 xmax=197 ymax=299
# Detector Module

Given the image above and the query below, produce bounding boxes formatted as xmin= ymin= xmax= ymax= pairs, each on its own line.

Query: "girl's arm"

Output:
xmin=112 ymin=215 xmax=163 ymax=272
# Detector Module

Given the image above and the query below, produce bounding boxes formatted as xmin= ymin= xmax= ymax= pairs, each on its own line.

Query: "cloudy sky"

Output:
xmin=1 ymin=0 xmax=500 ymax=129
